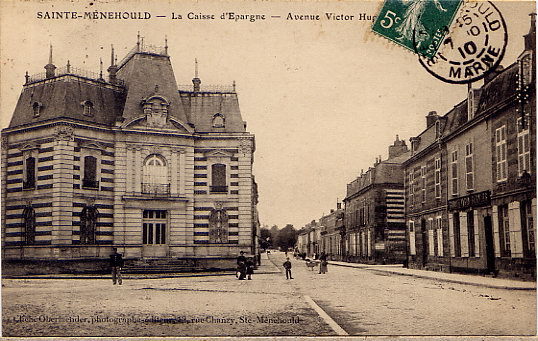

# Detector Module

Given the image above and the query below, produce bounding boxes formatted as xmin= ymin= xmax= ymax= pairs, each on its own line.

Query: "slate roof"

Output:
xmin=9 ymin=77 xmax=125 ymax=128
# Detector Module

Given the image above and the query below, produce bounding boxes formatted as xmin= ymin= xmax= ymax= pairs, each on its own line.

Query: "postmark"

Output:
xmin=372 ymin=0 xmax=463 ymax=59
xmin=417 ymin=1 xmax=507 ymax=84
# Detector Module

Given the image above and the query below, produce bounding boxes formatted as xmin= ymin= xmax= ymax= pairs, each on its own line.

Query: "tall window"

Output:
xmin=521 ymin=200 xmax=535 ymax=256
xmin=451 ymin=150 xmax=458 ymax=196
xmin=467 ymin=210 xmax=475 ymax=257
xmin=465 ymin=143 xmax=474 ymax=191
xmin=495 ymin=125 xmax=508 ymax=182
xmin=211 ymin=163 xmax=227 ymax=193
xmin=143 ymin=154 xmax=169 ymax=194
xmin=421 ymin=166 xmax=426 ymax=203
xmin=517 ymin=118 xmax=531 ymax=176
xmin=408 ymin=221 xmax=416 ymax=255
xmin=142 ymin=210 xmax=167 ymax=244
xmin=23 ymin=206 xmax=36 ymax=245
xmin=435 ymin=158 xmax=441 ymax=199
xmin=498 ymin=204 xmax=511 ymax=257
xmin=23 ymin=157 xmax=36 ymax=189
xmin=80 ymin=206 xmax=98 ymax=244
xmin=408 ymin=171 xmax=414 ymax=207
xmin=83 ymin=156 xmax=98 ymax=188
xmin=436 ymin=216 xmax=443 ymax=257
xmin=209 ymin=209 xmax=229 ymax=243
xmin=453 ymin=212 xmax=461 ymax=257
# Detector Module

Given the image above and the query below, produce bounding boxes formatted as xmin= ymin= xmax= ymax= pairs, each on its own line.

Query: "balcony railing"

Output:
xmin=210 ymin=185 xmax=228 ymax=193
xmin=82 ymin=179 xmax=99 ymax=189
xmin=142 ymin=183 xmax=171 ymax=196
xmin=26 ymin=65 xmax=125 ymax=87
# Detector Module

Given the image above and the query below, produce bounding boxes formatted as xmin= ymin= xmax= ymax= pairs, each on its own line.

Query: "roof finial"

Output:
xmin=67 ymin=60 xmax=71 ymax=73
xmin=137 ymin=31 xmax=140 ymax=51
xmin=233 ymin=80 xmax=236 ymax=92
xmin=192 ymin=58 xmax=201 ymax=92
xmin=165 ymin=35 xmax=168 ymax=55
xmin=48 ymin=44 xmax=53 ymax=64
xmin=195 ymin=58 xmax=199 ymax=78
xmin=396 ymin=134 xmax=399 ymax=141
xmin=25 ymin=71 xmax=29 ymax=85
xmin=99 ymin=57 xmax=104 ymax=80
xmin=110 ymin=44 xmax=115 ymax=66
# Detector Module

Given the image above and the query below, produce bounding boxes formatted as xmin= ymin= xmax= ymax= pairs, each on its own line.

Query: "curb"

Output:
xmin=328 ymin=262 xmax=536 ymax=291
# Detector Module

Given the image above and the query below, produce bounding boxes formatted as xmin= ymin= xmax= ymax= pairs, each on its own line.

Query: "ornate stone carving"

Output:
xmin=1 ymin=135 xmax=8 ymax=151
xmin=238 ymin=137 xmax=252 ymax=154
xmin=54 ymin=125 xmax=74 ymax=142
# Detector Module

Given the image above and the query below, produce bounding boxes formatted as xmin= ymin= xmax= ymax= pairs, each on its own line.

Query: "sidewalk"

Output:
xmin=328 ymin=260 xmax=536 ymax=290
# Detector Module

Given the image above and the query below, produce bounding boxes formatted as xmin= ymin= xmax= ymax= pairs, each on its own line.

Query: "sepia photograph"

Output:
xmin=0 ymin=0 xmax=536 ymax=338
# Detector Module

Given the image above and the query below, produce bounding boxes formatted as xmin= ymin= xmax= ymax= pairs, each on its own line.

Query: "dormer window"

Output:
xmin=32 ymin=102 xmax=42 ymax=117
xmin=82 ymin=100 xmax=94 ymax=116
xmin=212 ymin=113 xmax=225 ymax=128
xmin=142 ymin=96 xmax=170 ymax=127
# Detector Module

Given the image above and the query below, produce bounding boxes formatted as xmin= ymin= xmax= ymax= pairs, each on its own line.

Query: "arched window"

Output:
xmin=80 ymin=206 xmax=98 ymax=244
xmin=211 ymin=163 xmax=227 ymax=193
xmin=212 ymin=114 xmax=225 ymax=128
xmin=83 ymin=155 xmax=98 ymax=188
xmin=82 ymin=100 xmax=94 ymax=116
xmin=23 ymin=157 xmax=36 ymax=189
xmin=23 ymin=206 xmax=36 ymax=245
xmin=209 ymin=209 xmax=229 ymax=243
xmin=143 ymin=154 xmax=169 ymax=194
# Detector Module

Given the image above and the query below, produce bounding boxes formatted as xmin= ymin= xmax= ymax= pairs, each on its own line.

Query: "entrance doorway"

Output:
xmin=421 ymin=219 xmax=428 ymax=267
xmin=142 ymin=210 xmax=169 ymax=257
xmin=484 ymin=215 xmax=495 ymax=273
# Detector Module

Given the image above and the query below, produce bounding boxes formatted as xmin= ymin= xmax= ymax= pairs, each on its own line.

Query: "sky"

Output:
xmin=0 ymin=0 xmax=535 ymax=229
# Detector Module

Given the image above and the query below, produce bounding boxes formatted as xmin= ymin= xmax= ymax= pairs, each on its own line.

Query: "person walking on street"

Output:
xmin=110 ymin=247 xmax=124 ymax=285
xmin=237 ymin=251 xmax=247 ymax=280
xmin=246 ymin=257 xmax=254 ymax=280
xmin=319 ymin=251 xmax=328 ymax=274
xmin=283 ymin=257 xmax=293 ymax=279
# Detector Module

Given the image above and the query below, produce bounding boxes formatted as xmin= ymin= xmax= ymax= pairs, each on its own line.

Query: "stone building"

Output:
xmin=319 ymin=206 xmax=344 ymax=260
xmin=405 ymin=15 xmax=536 ymax=278
xmin=1 ymin=37 xmax=259 ymax=273
xmin=344 ymin=136 xmax=409 ymax=264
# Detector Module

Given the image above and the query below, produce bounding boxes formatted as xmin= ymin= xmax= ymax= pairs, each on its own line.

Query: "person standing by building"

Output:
xmin=110 ymin=248 xmax=124 ymax=285
xmin=283 ymin=257 xmax=293 ymax=279
xmin=246 ymin=257 xmax=254 ymax=280
xmin=237 ymin=251 xmax=247 ymax=280
xmin=319 ymin=251 xmax=328 ymax=274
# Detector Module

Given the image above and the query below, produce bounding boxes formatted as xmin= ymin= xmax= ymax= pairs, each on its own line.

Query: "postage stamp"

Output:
xmin=372 ymin=0 xmax=463 ymax=58
xmin=418 ymin=0 xmax=507 ymax=84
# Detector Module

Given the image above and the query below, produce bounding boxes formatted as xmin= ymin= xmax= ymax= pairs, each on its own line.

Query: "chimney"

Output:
xmin=525 ymin=13 xmax=536 ymax=51
xmin=388 ymin=134 xmax=409 ymax=159
xmin=337 ymin=202 xmax=342 ymax=210
xmin=426 ymin=111 xmax=438 ymax=128
xmin=409 ymin=136 xmax=421 ymax=154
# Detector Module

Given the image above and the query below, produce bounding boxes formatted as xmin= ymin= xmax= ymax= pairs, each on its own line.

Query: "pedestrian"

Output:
xmin=319 ymin=251 xmax=328 ymax=274
xmin=246 ymin=257 xmax=254 ymax=280
xmin=237 ymin=251 xmax=247 ymax=280
xmin=283 ymin=257 xmax=293 ymax=279
xmin=110 ymin=247 xmax=124 ymax=285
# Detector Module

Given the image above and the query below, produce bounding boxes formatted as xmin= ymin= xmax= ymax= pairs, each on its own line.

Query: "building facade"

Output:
xmin=1 ymin=38 xmax=259 ymax=273
xmin=344 ymin=136 xmax=409 ymax=264
xmin=405 ymin=16 xmax=536 ymax=278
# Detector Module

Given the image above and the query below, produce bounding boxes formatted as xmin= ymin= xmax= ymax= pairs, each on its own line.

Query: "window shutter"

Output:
xmin=492 ymin=205 xmax=501 ymax=257
xmin=459 ymin=212 xmax=469 ymax=257
xmin=448 ymin=214 xmax=455 ymax=257
xmin=508 ymin=201 xmax=523 ymax=257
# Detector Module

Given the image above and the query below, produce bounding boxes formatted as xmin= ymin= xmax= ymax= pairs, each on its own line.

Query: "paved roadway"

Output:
xmin=2 ymin=251 xmax=535 ymax=337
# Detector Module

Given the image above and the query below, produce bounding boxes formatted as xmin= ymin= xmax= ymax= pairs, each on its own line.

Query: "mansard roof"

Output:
xmin=9 ymin=76 xmax=125 ymax=128
xmin=180 ymin=91 xmax=246 ymax=133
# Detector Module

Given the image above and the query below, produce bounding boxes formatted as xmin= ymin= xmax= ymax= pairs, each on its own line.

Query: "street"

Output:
xmin=2 ymin=251 xmax=536 ymax=337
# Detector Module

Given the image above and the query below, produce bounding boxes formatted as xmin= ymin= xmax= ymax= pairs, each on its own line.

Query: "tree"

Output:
xmin=275 ymin=224 xmax=298 ymax=251
xmin=259 ymin=227 xmax=272 ymax=250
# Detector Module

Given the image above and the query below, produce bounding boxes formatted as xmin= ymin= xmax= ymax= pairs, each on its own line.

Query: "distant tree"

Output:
xmin=275 ymin=224 xmax=298 ymax=251
xmin=260 ymin=227 xmax=272 ymax=250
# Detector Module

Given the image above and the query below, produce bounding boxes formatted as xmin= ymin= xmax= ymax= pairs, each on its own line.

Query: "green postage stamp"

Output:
xmin=372 ymin=0 xmax=463 ymax=58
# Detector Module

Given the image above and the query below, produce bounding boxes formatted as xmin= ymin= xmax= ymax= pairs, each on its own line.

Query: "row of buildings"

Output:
xmin=1 ymin=36 xmax=260 ymax=274
xmin=298 ymin=15 xmax=536 ymax=279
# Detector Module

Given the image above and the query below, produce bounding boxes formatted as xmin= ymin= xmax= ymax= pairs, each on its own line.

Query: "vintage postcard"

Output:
xmin=0 ymin=0 xmax=536 ymax=338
